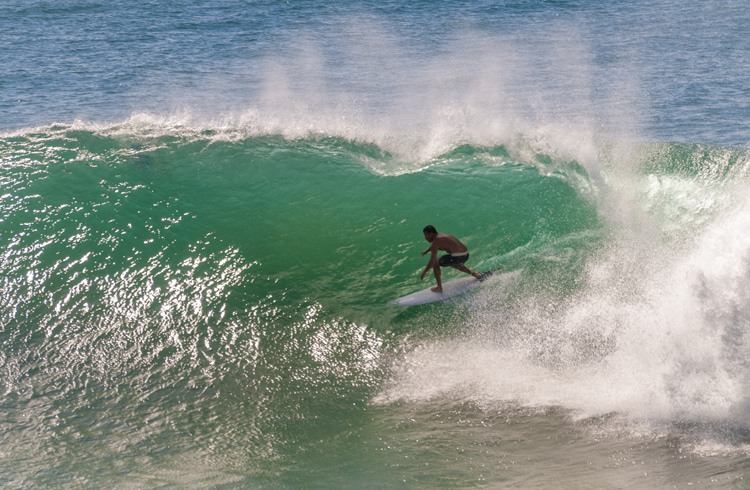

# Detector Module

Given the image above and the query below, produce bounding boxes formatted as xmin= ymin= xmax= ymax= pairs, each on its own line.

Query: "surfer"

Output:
xmin=420 ymin=225 xmax=481 ymax=292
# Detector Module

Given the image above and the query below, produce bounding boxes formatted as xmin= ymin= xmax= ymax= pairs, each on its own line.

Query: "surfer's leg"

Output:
xmin=454 ymin=264 xmax=481 ymax=279
xmin=445 ymin=254 xmax=481 ymax=279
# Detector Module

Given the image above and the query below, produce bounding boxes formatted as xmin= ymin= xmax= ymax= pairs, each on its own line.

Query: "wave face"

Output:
xmin=2 ymin=121 xmax=750 ymax=486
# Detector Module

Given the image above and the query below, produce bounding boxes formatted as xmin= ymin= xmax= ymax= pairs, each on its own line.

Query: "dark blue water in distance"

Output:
xmin=2 ymin=1 xmax=750 ymax=487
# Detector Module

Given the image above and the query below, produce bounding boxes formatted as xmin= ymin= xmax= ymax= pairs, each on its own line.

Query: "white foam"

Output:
xmin=377 ymin=180 xmax=750 ymax=435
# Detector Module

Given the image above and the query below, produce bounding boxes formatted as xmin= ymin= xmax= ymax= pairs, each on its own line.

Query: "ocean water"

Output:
xmin=2 ymin=0 xmax=750 ymax=487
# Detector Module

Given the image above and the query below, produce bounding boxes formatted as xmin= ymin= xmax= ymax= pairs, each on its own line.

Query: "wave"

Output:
xmin=3 ymin=119 xmax=750 ymax=456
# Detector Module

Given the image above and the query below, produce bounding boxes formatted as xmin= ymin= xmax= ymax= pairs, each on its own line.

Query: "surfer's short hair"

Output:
xmin=423 ymin=225 xmax=437 ymax=235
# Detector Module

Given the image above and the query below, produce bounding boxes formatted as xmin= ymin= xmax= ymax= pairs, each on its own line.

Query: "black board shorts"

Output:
xmin=438 ymin=253 xmax=469 ymax=268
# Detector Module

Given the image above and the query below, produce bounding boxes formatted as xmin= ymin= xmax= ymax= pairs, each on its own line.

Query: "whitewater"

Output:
xmin=2 ymin=0 xmax=750 ymax=487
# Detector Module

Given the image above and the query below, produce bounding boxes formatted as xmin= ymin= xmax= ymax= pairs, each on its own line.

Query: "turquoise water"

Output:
xmin=3 ymin=125 xmax=750 ymax=487
xmin=3 ymin=0 xmax=750 ymax=487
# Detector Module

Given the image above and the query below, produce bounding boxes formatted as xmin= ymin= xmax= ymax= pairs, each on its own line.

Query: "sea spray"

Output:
xmin=377 ymin=140 xmax=750 ymax=442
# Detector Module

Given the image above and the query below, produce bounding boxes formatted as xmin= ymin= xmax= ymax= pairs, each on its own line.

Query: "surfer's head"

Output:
xmin=423 ymin=225 xmax=437 ymax=242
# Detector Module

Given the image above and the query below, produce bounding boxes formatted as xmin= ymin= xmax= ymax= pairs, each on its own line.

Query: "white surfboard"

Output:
xmin=388 ymin=270 xmax=497 ymax=306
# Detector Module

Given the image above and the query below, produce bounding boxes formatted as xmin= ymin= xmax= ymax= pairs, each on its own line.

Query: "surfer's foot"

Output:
xmin=431 ymin=286 xmax=443 ymax=293
xmin=472 ymin=270 xmax=481 ymax=279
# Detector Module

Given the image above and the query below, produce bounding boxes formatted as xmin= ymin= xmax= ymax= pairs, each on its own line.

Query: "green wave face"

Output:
xmin=2 ymin=124 xmax=750 ymax=485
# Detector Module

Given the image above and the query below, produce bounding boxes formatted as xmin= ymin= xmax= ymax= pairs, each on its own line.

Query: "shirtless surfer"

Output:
xmin=420 ymin=225 xmax=481 ymax=293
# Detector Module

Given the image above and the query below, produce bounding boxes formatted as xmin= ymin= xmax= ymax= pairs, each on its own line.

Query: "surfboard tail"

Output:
xmin=478 ymin=267 xmax=503 ymax=282
xmin=479 ymin=266 xmax=505 ymax=281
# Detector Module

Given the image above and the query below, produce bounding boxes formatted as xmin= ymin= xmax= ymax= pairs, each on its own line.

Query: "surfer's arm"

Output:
xmin=420 ymin=248 xmax=438 ymax=280
xmin=421 ymin=240 xmax=437 ymax=256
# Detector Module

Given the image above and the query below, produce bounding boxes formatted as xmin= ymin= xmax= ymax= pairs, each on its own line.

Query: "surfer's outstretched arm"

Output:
xmin=420 ymin=247 xmax=443 ymax=292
